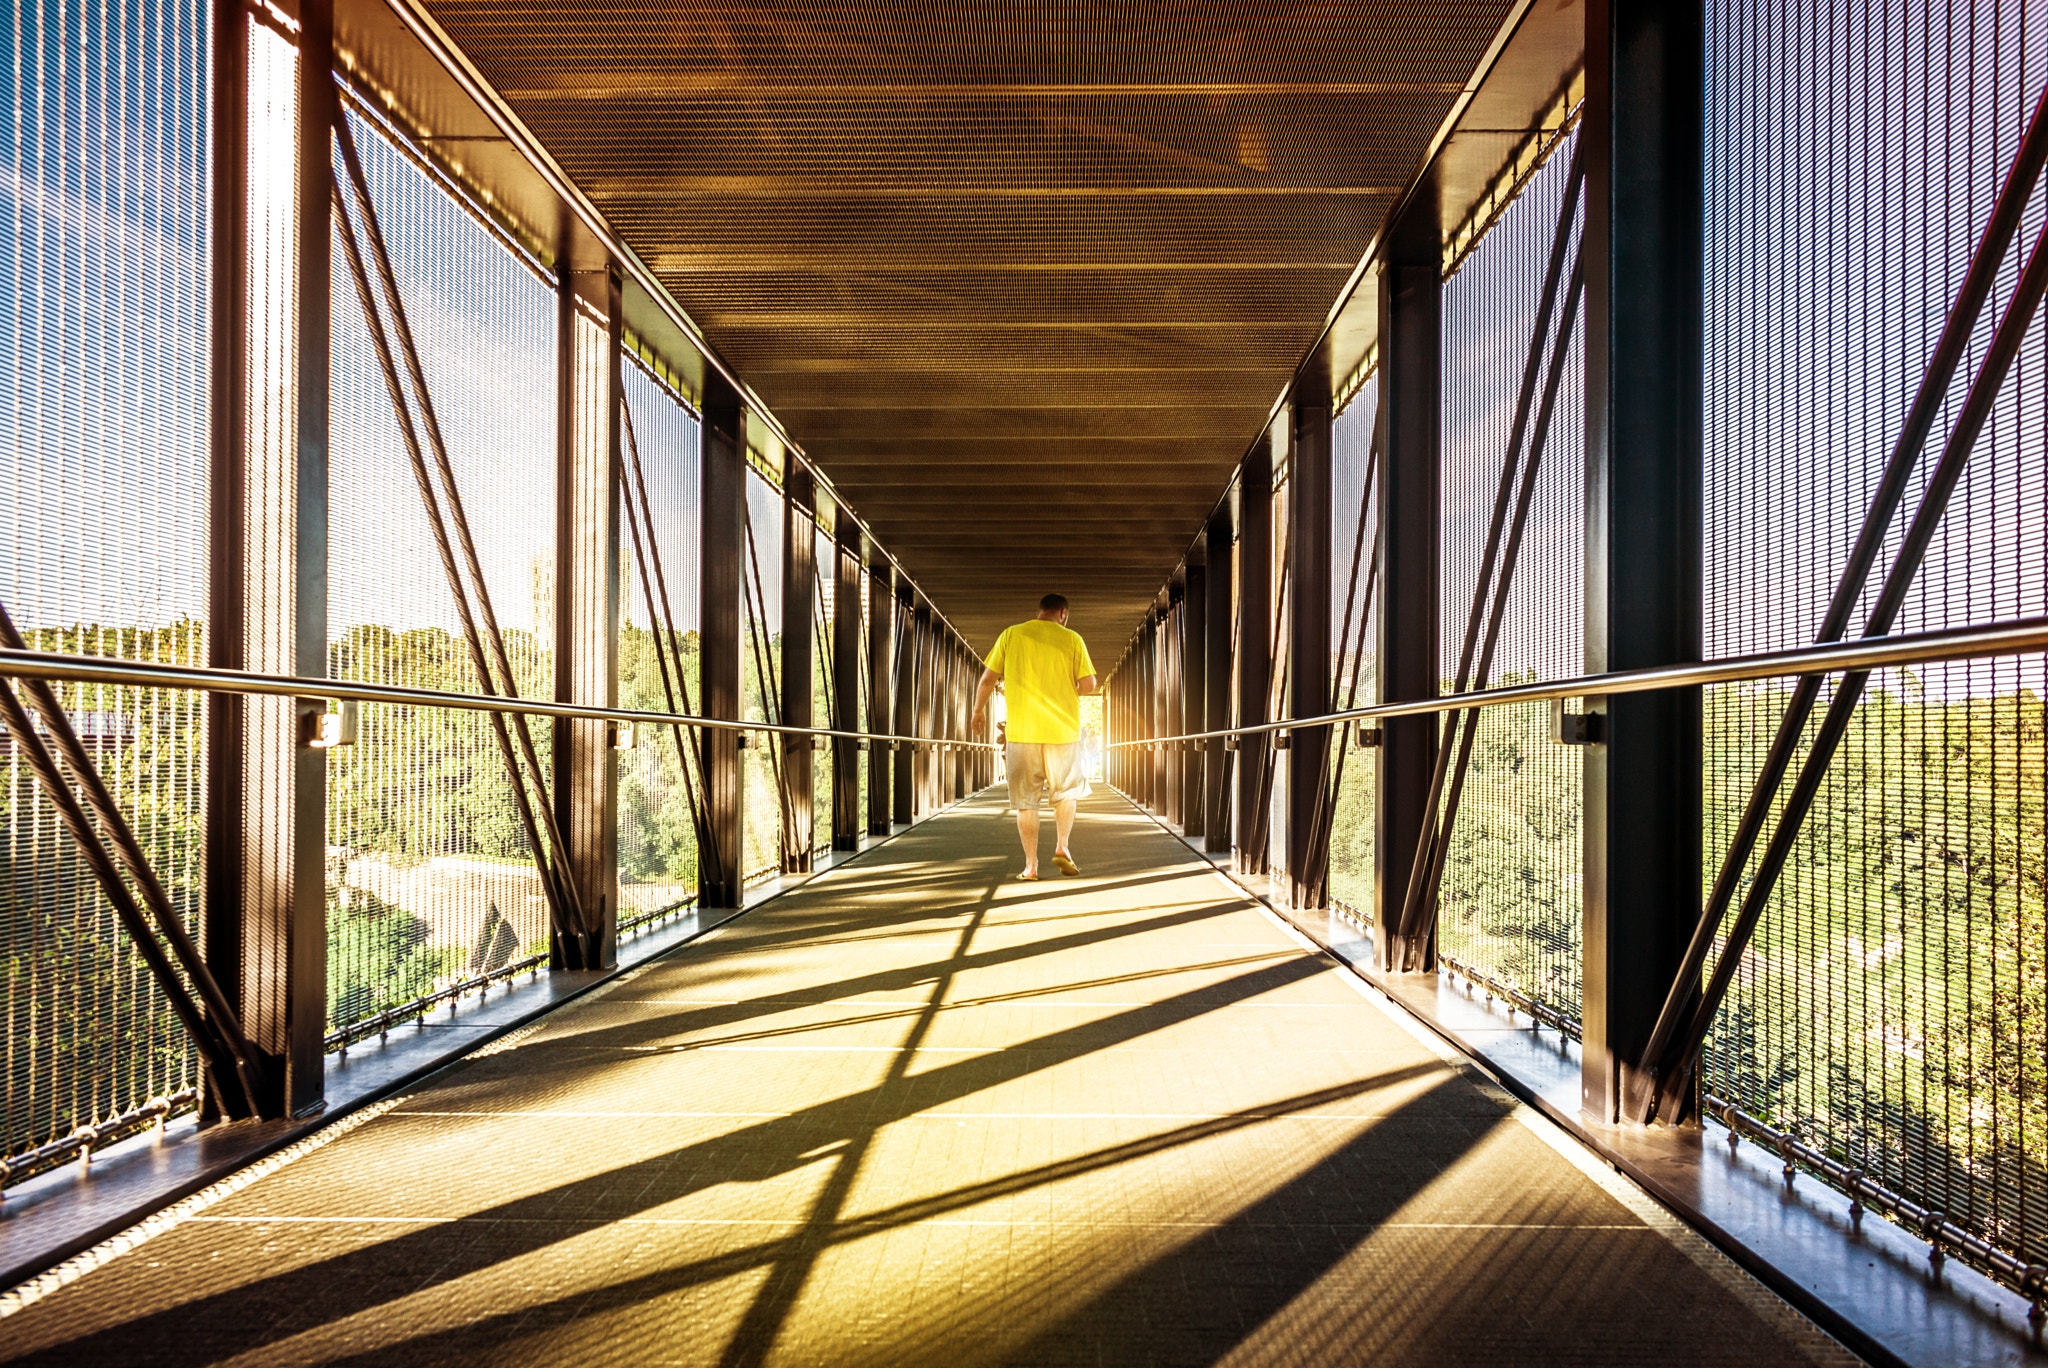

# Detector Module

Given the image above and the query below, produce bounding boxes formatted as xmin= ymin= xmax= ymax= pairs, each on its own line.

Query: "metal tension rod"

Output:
xmin=1302 ymin=420 xmax=1381 ymax=886
xmin=1248 ymin=520 xmax=1292 ymax=858
xmin=0 ymin=605 xmax=271 ymax=1118
xmin=617 ymin=397 xmax=719 ymax=894
xmin=740 ymin=495 xmax=800 ymax=865
xmin=1627 ymin=79 xmax=2048 ymax=1125
xmin=1399 ymin=257 xmax=1585 ymax=970
xmin=328 ymin=119 xmax=588 ymax=946
xmin=1391 ymin=147 xmax=1585 ymax=970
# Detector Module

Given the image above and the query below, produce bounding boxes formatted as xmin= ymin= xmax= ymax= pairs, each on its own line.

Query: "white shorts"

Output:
xmin=1005 ymin=741 xmax=1092 ymax=810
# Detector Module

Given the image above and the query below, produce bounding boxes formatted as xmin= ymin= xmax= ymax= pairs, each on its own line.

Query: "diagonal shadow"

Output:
xmin=3 ymin=953 xmax=1330 ymax=1366
xmin=228 ymin=1065 xmax=1457 ymax=1368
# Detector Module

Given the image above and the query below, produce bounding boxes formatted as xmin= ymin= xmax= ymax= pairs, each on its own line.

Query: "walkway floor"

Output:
xmin=1 ymin=791 xmax=1854 ymax=1367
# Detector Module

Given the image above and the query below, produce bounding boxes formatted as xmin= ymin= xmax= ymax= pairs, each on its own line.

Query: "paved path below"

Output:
xmin=1 ymin=791 xmax=1854 ymax=1367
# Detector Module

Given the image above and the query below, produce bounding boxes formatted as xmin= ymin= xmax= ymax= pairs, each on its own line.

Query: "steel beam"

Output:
xmin=1287 ymin=398 xmax=1333 ymax=910
xmin=834 ymin=509 xmax=863 ymax=849
xmin=1203 ymin=507 xmax=1234 ymax=853
xmin=892 ymin=586 xmax=915 ymax=825
xmin=1375 ymin=184 xmax=1442 ymax=972
xmin=1583 ymin=0 xmax=1705 ymax=1125
xmin=699 ymin=372 xmax=746 ymax=907
xmin=780 ymin=467 xmax=817 ymax=873
xmin=1234 ymin=441 xmax=1273 ymax=875
xmin=1181 ymin=563 xmax=1206 ymax=836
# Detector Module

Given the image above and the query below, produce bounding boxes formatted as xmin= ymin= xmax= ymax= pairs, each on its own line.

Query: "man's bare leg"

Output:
xmin=1053 ymin=799 xmax=1078 ymax=860
xmin=1016 ymin=805 xmax=1041 ymax=877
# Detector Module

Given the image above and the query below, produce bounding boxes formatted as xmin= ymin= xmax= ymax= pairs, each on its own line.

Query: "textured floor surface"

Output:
xmin=1 ymin=791 xmax=1857 ymax=1367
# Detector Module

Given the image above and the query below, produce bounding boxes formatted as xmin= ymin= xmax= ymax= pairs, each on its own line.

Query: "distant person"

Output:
xmin=971 ymin=594 xmax=1098 ymax=880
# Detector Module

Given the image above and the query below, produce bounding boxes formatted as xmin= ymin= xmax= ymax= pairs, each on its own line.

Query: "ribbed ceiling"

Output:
xmin=419 ymin=0 xmax=1517 ymax=652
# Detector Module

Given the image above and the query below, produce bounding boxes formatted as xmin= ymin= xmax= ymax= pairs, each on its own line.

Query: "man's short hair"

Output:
xmin=1039 ymin=593 xmax=1069 ymax=613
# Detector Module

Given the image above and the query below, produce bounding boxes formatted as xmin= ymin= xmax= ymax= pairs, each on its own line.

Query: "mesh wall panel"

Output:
xmin=325 ymin=107 xmax=556 ymax=1032
xmin=1701 ymin=0 xmax=2048 ymax=1267
xmin=1327 ymin=391 xmax=1379 ymax=915
xmin=1431 ymin=130 xmax=1586 ymax=1024
xmin=814 ymin=523 xmax=834 ymax=852
xmin=859 ymin=566 xmax=871 ymax=831
xmin=0 ymin=0 xmax=210 ymax=1156
xmin=618 ymin=356 xmax=701 ymax=925
xmin=742 ymin=467 xmax=784 ymax=880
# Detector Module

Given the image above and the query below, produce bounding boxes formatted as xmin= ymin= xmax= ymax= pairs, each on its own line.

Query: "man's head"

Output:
xmin=1036 ymin=593 xmax=1070 ymax=625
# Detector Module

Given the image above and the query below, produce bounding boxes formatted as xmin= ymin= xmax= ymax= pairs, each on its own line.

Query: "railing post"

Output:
xmin=1164 ymin=587 xmax=1184 ymax=827
xmin=1287 ymin=397 xmax=1333 ymax=909
xmin=1583 ymin=0 xmax=1705 ymax=1125
xmin=892 ymin=585 xmax=915 ymax=826
xmin=550 ymin=263 xmax=622 ymax=970
xmin=913 ymin=600 xmax=936 ymax=819
xmin=698 ymin=373 xmax=746 ymax=908
xmin=205 ymin=0 xmax=331 ymax=1120
xmin=1375 ymin=186 xmax=1442 ymax=972
xmin=780 ymin=467 xmax=816 ymax=873
xmin=833 ymin=509 xmax=863 ymax=850
xmin=870 ymin=565 xmax=895 ymax=835
xmin=1203 ymin=506 xmax=1234 ymax=853
xmin=1235 ymin=441 xmax=1273 ymax=875
xmin=1182 ymin=561 xmax=1206 ymax=837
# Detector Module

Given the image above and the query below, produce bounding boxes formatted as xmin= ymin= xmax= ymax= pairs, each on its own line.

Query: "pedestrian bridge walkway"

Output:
xmin=1 ymin=792 xmax=1851 ymax=1367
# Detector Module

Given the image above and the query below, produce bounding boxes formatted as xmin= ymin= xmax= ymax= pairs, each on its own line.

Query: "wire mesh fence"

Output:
xmin=1701 ymin=0 xmax=2048 ymax=1268
xmin=324 ymin=103 xmax=557 ymax=1036
xmin=0 ymin=0 xmax=212 ymax=1159
xmin=1429 ymin=124 xmax=1586 ymax=1025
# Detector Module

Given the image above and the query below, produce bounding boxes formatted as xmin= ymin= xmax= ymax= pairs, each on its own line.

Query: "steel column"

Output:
xmin=891 ymin=587 xmax=915 ymax=825
xmin=780 ymin=468 xmax=816 ymax=873
xmin=913 ymin=601 xmax=936 ymax=819
xmin=868 ymin=564 xmax=894 ymax=835
xmin=1151 ymin=613 xmax=1168 ymax=811
xmin=833 ymin=512 xmax=863 ymax=850
xmin=1583 ymin=0 xmax=1705 ymax=1125
xmin=1182 ymin=563 xmax=1206 ymax=836
xmin=1235 ymin=443 xmax=1273 ymax=874
xmin=550 ymin=265 xmax=622 ymax=969
xmin=205 ymin=0 xmax=325 ymax=1120
xmin=1203 ymin=507 xmax=1234 ymax=852
xmin=1287 ymin=399 xmax=1334 ymax=909
xmin=1164 ymin=594 xmax=1183 ymax=826
xmin=1375 ymin=187 xmax=1442 ymax=971
xmin=698 ymin=373 xmax=746 ymax=907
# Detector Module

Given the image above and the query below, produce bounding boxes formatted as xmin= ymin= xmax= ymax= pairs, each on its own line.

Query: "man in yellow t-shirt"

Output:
xmin=971 ymin=593 xmax=1098 ymax=880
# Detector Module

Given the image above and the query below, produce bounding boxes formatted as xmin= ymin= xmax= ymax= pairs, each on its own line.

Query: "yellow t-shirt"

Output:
xmin=987 ymin=619 xmax=1096 ymax=745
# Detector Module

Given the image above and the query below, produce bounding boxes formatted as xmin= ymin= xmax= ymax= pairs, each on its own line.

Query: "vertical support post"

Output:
xmin=780 ymin=468 xmax=817 ymax=873
xmin=1235 ymin=446 xmax=1273 ymax=874
xmin=206 ymin=0 xmax=330 ymax=1119
xmin=551 ymin=264 xmax=623 ymax=970
xmin=699 ymin=373 xmax=746 ymax=907
xmin=913 ymin=601 xmax=936 ymax=819
xmin=1375 ymin=186 xmax=1442 ymax=971
xmin=1204 ymin=506 xmax=1234 ymax=853
xmin=1151 ymin=613 xmax=1168 ymax=811
xmin=1182 ymin=562 xmax=1206 ymax=837
xmin=1287 ymin=397 xmax=1333 ymax=909
xmin=833 ymin=511 xmax=862 ymax=850
xmin=892 ymin=587 xmax=915 ymax=825
xmin=1583 ymin=0 xmax=1705 ymax=1125
xmin=870 ymin=564 xmax=895 ymax=835
xmin=1164 ymin=591 xmax=1183 ymax=828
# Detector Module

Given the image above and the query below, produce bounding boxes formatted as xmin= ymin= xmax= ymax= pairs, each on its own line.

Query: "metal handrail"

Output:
xmin=1105 ymin=612 xmax=2048 ymax=747
xmin=0 ymin=646 xmax=997 ymax=749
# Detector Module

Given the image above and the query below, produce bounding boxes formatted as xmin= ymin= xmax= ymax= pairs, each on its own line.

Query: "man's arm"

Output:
xmin=1075 ymin=673 xmax=1099 ymax=696
xmin=970 ymin=666 xmax=1001 ymax=734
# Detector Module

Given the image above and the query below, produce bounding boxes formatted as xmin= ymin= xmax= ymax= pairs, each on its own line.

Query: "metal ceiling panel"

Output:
xmin=415 ymin=0 xmax=1524 ymax=650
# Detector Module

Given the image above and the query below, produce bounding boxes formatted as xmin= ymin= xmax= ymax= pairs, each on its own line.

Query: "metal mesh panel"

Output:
xmin=618 ymin=356 xmax=701 ymax=923
xmin=324 ymin=106 xmax=556 ymax=1033
xmin=1327 ymin=391 xmax=1379 ymax=914
xmin=814 ymin=524 xmax=834 ymax=850
xmin=0 ymin=0 xmax=211 ymax=1156
xmin=859 ymin=566 xmax=871 ymax=831
xmin=1432 ymin=129 xmax=1585 ymax=1024
xmin=742 ymin=466 xmax=784 ymax=881
xmin=1701 ymin=0 xmax=2048 ymax=1267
